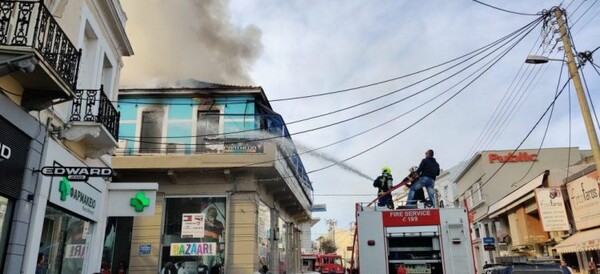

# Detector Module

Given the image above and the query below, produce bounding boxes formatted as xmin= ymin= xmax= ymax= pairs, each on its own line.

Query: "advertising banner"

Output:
xmin=535 ymin=187 xmax=570 ymax=231
xmin=567 ymin=170 xmax=600 ymax=230
xmin=181 ymin=213 xmax=205 ymax=238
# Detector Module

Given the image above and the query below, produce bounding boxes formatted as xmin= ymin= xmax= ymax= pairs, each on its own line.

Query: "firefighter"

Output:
xmin=407 ymin=149 xmax=440 ymax=207
xmin=373 ymin=166 xmax=394 ymax=209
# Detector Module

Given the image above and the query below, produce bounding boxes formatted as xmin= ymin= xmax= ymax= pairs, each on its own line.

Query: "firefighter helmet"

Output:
xmin=382 ymin=166 xmax=391 ymax=174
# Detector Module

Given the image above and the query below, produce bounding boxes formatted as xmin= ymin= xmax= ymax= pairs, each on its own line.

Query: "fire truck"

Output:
xmin=352 ymin=205 xmax=476 ymax=274
xmin=301 ymin=253 xmax=345 ymax=274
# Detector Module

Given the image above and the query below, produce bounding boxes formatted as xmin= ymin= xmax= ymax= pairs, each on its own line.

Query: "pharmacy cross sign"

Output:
xmin=130 ymin=192 xmax=150 ymax=212
xmin=59 ymin=177 xmax=71 ymax=201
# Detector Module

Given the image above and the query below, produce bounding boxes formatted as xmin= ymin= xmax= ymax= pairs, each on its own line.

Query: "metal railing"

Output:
xmin=70 ymin=86 xmax=120 ymax=140
xmin=0 ymin=1 xmax=81 ymax=90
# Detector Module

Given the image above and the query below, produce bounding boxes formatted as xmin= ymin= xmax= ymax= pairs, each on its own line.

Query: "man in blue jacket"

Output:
xmin=407 ymin=149 xmax=440 ymax=207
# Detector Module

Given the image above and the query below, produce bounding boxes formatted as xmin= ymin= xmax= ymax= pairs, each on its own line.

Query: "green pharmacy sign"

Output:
xmin=130 ymin=192 xmax=150 ymax=212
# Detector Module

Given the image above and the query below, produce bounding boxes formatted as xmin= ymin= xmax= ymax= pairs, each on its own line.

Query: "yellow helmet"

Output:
xmin=382 ymin=166 xmax=391 ymax=174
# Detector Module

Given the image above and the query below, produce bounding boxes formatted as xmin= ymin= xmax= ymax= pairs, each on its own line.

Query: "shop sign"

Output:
xmin=483 ymin=237 xmax=495 ymax=244
xmin=535 ymin=187 xmax=570 ymax=231
xmin=139 ymin=244 xmax=151 ymax=256
xmin=488 ymin=152 xmax=537 ymax=164
xmin=484 ymin=244 xmax=495 ymax=251
xmin=382 ymin=209 xmax=440 ymax=226
xmin=0 ymin=143 xmax=10 ymax=161
xmin=181 ymin=213 xmax=205 ymax=238
xmin=170 ymin=242 xmax=217 ymax=256
xmin=224 ymin=141 xmax=264 ymax=153
xmin=49 ymin=177 xmax=102 ymax=221
xmin=41 ymin=166 xmax=112 ymax=181
xmin=106 ymin=183 xmax=158 ymax=217
xmin=567 ymin=170 xmax=600 ymax=230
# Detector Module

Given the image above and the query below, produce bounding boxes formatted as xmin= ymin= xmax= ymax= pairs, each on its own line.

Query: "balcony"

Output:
xmin=63 ymin=86 xmax=119 ymax=158
xmin=0 ymin=1 xmax=81 ymax=110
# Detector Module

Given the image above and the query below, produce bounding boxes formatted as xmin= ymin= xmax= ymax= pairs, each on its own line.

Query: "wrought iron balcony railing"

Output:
xmin=0 ymin=0 xmax=80 ymax=90
xmin=70 ymin=86 xmax=120 ymax=141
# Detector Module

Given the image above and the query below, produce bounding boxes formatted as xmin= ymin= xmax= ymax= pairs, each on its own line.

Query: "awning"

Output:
xmin=554 ymin=227 xmax=600 ymax=253
xmin=487 ymin=172 xmax=546 ymax=218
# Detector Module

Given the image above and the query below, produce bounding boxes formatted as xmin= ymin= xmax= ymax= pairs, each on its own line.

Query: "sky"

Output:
xmin=120 ymin=0 xmax=600 ymax=241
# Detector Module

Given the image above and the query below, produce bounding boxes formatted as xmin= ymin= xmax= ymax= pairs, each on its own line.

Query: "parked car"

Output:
xmin=482 ymin=263 xmax=571 ymax=274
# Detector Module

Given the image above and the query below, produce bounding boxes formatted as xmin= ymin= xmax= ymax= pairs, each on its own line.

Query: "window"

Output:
xmin=39 ymin=206 xmax=91 ymax=274
xmin=161 ymin=197 xmax=226 ymax=274
xmin=258 ymin=201 xmax=271 ymax=269
xmin=471 ymin=180 xmax=483 ymax=205
xmin=139 ymin=110 xmax=163 ymax=153
xmin=196 ymin=110 xmax=220 ymax=153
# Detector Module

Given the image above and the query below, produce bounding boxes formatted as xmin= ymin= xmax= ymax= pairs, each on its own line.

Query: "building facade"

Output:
xmin=454 ymin=148 xmax=590 ymax=272
xmin=0 ymin=0 xmax=146 ymax=273
xmin=113 ymin=82 xmax=313 ymax=274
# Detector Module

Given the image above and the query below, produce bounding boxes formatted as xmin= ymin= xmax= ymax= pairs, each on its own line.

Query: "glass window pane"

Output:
xmin=161 ymin=197 xmax=226 ymax=274
xmin=140 ymin=110 xmax=163 ymax=153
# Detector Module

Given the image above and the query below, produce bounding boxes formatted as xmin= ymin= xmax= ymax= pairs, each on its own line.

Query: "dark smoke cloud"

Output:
xmin=120 ymin=0 xmax=263 ymax=87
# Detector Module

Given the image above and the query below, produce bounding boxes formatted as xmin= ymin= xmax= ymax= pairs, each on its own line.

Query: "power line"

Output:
xmin=581 ymin=68 xmax=600 ymax=130
xmin=472 ymin=0 xmax=539 ymax=16
xmin=511 ymin=54 xmax=565 ymax=186
xmin=462 ymin=34 xmax=545 ymax=160
xmin=120 ymin=17 xmax=543 ymax=146
xmin=461 ymin=77 xmax=572 ymax=201
xmin=308 ymin=22 xmax=539 ymax=175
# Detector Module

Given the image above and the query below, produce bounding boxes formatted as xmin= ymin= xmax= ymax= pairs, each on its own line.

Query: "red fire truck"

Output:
xmin=352 ymin=205 xmax=477 ymax=274
xmin=349 ymin=171 xmax=477 ymax=274
xmin=302 ymin=253 xmax=345 ymax=274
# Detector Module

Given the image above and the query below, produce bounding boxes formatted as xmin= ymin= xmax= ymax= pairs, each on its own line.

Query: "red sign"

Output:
xmin=488 ymin=152 xmax=537 ymax=164
xmin=382 ymin=209 xmax=440 ymax=226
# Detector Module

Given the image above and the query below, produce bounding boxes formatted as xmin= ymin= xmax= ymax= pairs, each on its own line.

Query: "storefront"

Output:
xmin=160 ymin=196 xmax=227 ymax=274
xmin=32 ymin=139 xmax=105 ymax=274
xmin=555 ymin=167 xmax=600 ymax=273
xmin=0 ymin=116 xmax=32 ymax=270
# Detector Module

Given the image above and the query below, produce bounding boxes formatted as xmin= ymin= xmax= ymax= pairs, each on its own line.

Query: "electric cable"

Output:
xmin=580 ymin=68 xmax=600 ymax=130
xmin=461 ymin=77 xmax=572 ymax=201
xmin=472 ymin=0 xmax=539 ymax=16
xmin=570 ymin=0 xmax=599 ymax=27
xmin=118 ymin=17 xmax=541 ymax=185
xmin=268 ymin=21 xmax=542 ymax=102
xmin=511 ymin=55 xmax=565 ymax=186
xmin=308 ymin=22 xmax=538 ymax=175
xmin=121 ymin=16 xmax=543 ymax=146
xmin=462 ymin=35 xmax=545 ymax=160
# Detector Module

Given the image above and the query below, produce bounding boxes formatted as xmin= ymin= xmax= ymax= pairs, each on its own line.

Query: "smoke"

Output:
xmin=120 ymin=0 xmax=263 ymax=87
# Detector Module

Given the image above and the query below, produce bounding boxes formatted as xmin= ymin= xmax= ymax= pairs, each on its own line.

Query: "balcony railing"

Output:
xmin=70 ymin=86 xmax=120 ymax=141
xmin=0 ymin=0 xmax=80 ymax=90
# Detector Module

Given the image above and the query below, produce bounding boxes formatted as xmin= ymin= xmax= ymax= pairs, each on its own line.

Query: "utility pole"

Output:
xmin=555 ymin=8 xmax=600 ymax=173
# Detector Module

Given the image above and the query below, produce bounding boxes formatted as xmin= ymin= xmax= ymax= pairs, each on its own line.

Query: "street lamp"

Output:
xmin=524 ymin=55 xmax=565 ymax=64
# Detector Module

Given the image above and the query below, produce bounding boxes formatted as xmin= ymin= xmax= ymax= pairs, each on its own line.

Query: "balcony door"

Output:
xmin=140 ymin=110 xmax=164 ymax=153
xmin=196 ymin=110 xmax=221 ymax=153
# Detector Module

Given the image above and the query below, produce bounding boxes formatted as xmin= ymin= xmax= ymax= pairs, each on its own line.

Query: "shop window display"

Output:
xmin=160 ymin=197 xmax=226 ymax=274
xmin=258 ymin=201 xmax=271 ymax=271
xmin=39 ymin=206 xmax=90 ymax=274
xmin=0 ymin=196 xmax=12 ymax=270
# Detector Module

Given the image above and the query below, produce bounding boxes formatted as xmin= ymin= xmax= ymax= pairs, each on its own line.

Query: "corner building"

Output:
xmin=113 ymin=82 xmax=313 ymax=274
xmin=0 ymin=1 xmax=142 ymax=273
xmin=454 ymin=147 xmax=590 ymax=272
